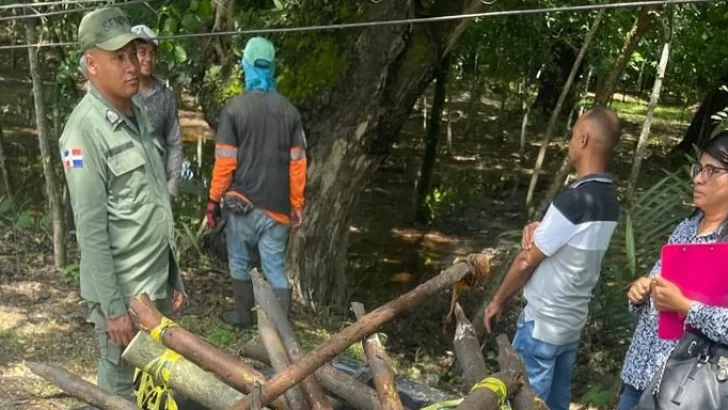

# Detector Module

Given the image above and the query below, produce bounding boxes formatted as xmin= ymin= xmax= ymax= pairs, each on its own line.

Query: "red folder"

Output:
xmin=658 ymin=243 xmax=728 ymax=340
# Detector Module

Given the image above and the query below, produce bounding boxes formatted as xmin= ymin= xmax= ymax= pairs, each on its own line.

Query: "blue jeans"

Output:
xmin=512 ymin=312 xmax=579 ymax=410
xmin=616 ymin=384 xmax=643 ymax=410
xmin=225 ymin=208 xmax=289 ymax=289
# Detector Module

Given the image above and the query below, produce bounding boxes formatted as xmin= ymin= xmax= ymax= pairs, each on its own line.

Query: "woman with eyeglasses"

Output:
xmin=615 ymin=131 xmax=728 ymax=410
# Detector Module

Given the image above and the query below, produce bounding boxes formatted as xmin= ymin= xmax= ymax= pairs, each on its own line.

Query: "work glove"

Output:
xmin=205 ymin=200 xmax=221 ymax=230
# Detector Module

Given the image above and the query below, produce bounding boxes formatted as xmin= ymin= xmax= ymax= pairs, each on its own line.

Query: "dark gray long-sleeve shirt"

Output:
xmin=133 ymin=77 xmax=182 ymax=197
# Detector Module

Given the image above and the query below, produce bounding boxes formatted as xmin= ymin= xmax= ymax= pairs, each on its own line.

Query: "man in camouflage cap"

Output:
xmin=60 ymin=7 xmax=185 ymax=402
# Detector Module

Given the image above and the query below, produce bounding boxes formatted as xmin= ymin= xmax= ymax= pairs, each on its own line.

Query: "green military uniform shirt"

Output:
xmin=60 ymin=84 xmax=184 ymax=320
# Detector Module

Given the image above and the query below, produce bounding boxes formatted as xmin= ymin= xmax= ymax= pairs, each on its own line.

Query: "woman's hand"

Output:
xmin=627 ymin=277 xmax=653 ymax=305
xmin=653 ymin=277 xmax=693 ymax=316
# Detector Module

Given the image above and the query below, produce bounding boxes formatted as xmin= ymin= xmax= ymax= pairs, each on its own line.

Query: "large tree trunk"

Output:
xmin=594 ymin=6 xmax=654 ymax=106
xmin=531 ymin=39 xmax=582 ymax=118
xmin=525 ymin=10 xmax=604 ymax=217
xmin=26 ymin=21 xmax=66 ymax=268
xmin=626 ymin=32 xmax=672 ymax=202
xmin=286 ymin=0 xmax=485 ymax=309
xmin=674 ymin=74 xmax=728 ymax=153
xmin=414 ymin=55 xmax=450 ymax=224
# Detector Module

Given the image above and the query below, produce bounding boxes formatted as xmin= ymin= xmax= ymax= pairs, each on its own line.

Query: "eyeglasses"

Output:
xmin=691 ymin=163 xmax=728 ymax=180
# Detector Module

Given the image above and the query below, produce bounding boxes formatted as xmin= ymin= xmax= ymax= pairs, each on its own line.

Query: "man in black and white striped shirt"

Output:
xmin=483 ymin=107 xmax=621 ymax=410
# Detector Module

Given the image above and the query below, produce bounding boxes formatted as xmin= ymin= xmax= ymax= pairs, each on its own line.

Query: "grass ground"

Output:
xmin=0 ymin=79 xmax=692 ymax=409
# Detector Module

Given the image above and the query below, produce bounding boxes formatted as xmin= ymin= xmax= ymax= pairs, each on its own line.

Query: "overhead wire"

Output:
xmin=0 ymin=0 xmax=111 ymax=11
xmin=0 ymin=0 xmax=719 ymax=51
xmin=0 ymin=0 xmax=161 ymax=22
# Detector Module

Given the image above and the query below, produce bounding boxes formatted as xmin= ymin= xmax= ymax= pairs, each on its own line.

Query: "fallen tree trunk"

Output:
xmin=250 ymin=268 xmax=332 ymax=410
xmin=26 ymin=362 xmax=140 ymax=410
xmin=495 ymin=335 xmax=548 ymax=410
xmin=452 ymin=303 xmax=487 ymax=388
xmin=228 ymin=255 xmax=490 ymax=410
xmin=239 ymin=338 xmax=382 ymax=410
xmin=351 ymin=302 xmax=404 ymax=410
xmin=127 ymin=294 xmax=289 ymax=410
xmin=257 ymin=308 xmax=308 ymax=410
xmin=123 ymin=332 xmax=244 ymax=410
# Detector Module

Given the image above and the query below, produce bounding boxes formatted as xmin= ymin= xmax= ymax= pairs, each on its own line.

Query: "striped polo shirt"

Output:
xmin=523 ymin=173 xmax=620 ymax=345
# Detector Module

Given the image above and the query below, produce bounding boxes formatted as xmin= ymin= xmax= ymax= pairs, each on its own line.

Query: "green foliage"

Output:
xmin=579 ymin=386 xmax=614 ymax=409
xmin=425 ymin=186 xmax=458 ymax=223
xmin=174 ymin=220 xmax=205 ymax=262
xmin=154 ymin=0 xmax=217 ymax=93
xmin=0 ymin=195 xmax=44 ymax=230
xmin=207 ymin=325 xmax=238 ymax=348
xmin=60 ymin=261 xmax=81 ymax=286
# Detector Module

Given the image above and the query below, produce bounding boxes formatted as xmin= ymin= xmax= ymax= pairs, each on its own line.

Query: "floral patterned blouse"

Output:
xmin=619 ymin=213 xmax=728 ymax=390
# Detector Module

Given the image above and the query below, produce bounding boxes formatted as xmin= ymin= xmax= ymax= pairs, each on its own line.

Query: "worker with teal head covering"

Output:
xmin=242 ymin=36 xmax=277 ymax=92
xmin=207 ymin=36 xmax=307 ymax=328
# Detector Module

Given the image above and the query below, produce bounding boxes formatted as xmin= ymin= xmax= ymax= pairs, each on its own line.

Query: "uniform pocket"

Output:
xmin=107 ymin=146 xmax=146 ymax=177
xmin=106 ymin=144 xmax=149 ymax=209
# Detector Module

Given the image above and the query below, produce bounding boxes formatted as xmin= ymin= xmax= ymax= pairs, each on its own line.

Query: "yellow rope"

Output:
xmin=471 ymin=377 xmax=508 ymax=406
xmin=133 ymin=349 xmax=181 ymax=410
xmin=420 ymin=376 xmax=511 ymax=410
xmin=150 ymin=316 xmax=178 ymax=343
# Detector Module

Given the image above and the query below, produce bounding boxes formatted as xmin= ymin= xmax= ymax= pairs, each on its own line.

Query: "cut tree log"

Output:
xmin=250 ymin=268 xmax=333 ymax=410
xmin=127 ymin=294 xmax=289 ymax=410
xmin=452 ymin=303 xmax=487 ymax=388
xmin=495 ymin=335 xmax=548 ymax=410
xmin=123 ymin=332 xmax=244 ymax=410
xmin=252 ymin=382 xmax=263 ymax=410
xmin=455 ymin=371 xmax=519 ymax=410
xmin=257 ymin=308 xmax=308 ymax=410
xmin=239 ymin=337 xmax=382 ymax=410
xmin=351 ymin=302 xmax=404 ymax=410
xmin=228 ymin=255 xmax=490 ymax=410
xmin=26 ymin=362 xmax=140 ymax=410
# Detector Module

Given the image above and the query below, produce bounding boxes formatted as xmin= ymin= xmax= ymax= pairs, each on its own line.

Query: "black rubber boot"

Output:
xmin=220 ymin=280 xmax=254 ymax=328
xmin=273 ymin=287 xmax=291 ymax=318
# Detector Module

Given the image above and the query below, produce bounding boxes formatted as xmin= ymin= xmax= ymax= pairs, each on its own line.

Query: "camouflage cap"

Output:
xmin=78 ymin=7 xmax=143 ymax=52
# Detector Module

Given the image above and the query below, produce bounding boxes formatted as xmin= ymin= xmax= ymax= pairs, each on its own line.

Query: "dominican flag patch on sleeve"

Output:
xmin=63 ymin=148 xmax=83 ymax=169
